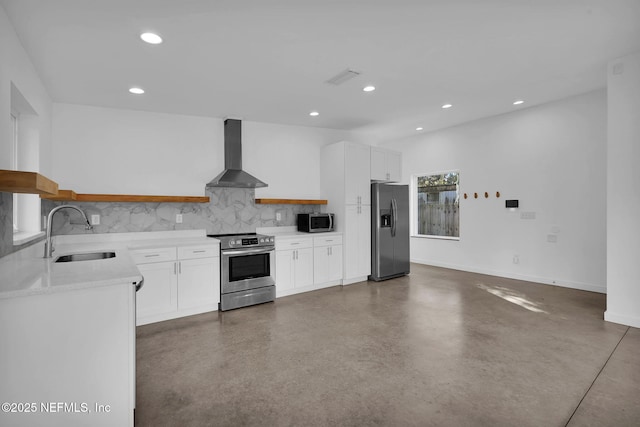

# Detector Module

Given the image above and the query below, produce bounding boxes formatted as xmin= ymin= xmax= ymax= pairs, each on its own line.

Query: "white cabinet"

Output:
xmin=0 ymin=282 xmax=136 ymax=426
xmin=275 ymin=237 xmax=313 ymax=296
xmin=371 ymin=147 xmax=402 ymax=182
xmin=177 ymin=244 xmax=219 ymax=311
xmin=321 ymin=141 xmax=372 ymax=284
xmin=345 ymin=204 xmax=371 ymax=280
xmin=137 ymin=260 xmax=178 ymax=318
xmin=345 ymin=142 xmax=372 ymax=205
xmin=178 ymin=257 xmax=219 ymax=310
xmin=133 ymin=243 xmax=220 ymax=326
xmin=313 ymin=235 xmax=343 ymax=285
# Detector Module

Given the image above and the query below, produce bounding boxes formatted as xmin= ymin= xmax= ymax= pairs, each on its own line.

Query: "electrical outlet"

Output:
xmin=276 ymin=212 xmax=282 ymax=221
xmin=513 ymin=255 xmax=519 ymax=264
xmin=176 ymin=214 xmax=183 ymax=224
xmin=91 ymin=215 xmax=100 ymax=225
xmin=520 ymin=212 xmax=536 ymax=220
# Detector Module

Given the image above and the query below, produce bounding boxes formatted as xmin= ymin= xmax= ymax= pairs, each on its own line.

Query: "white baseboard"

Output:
xmin=604 ymin=311 xmax=640 ymax=328
xmin=276 ymin=280 xmax=342 ymax=298
xmin=342 ymin=276 xmax=368 ymax=285
xmin=137 ymin=303 xmax=217 ymax=326
xmin=410 ymin=258 xmax=606 ymax=294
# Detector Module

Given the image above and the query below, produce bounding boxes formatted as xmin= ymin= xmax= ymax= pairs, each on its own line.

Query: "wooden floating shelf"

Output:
xmin=0 ymin=170 xmax=59 ymax=195
xmin=42 ymin=191 xmax=209 ymax=203
xmin=41 ymin=189 xmax=78 ymax=201
xmin=255 ymin=198 xmax=328 ymax=205
xmin=75 ymin=194 xmax=210 ymax=203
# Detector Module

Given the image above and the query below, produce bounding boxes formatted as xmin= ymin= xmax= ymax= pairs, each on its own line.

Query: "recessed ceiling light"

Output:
xmin=363 ymin=85 xmax=376 ymax=92
xmin=416 ymin=127 xmax=423 ymax=131
xmin=309 ymin=111 xmax=319 ymax=117
xmin=513 ymin=100 xmax=524 ymax=105
xmin=129 ymin=87 xmax=145 ymax=95
xmin=140 ymin=32 xmax=163 ymax=44
xmin=441 ymin=104 xmax=453 ymax=109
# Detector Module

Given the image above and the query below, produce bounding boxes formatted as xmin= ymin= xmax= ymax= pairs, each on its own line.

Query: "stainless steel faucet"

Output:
xmin=44 ymin=205 xmax=93 ymax=258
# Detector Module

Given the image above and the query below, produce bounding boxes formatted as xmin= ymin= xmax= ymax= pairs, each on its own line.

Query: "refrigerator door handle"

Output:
xmin=391 ymin=198 xmax=398 ymax=237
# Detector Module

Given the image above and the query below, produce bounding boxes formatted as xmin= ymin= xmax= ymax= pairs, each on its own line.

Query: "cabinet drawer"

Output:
xmin=131 ymin=247 xmax=177 ymax=264
xmin=275 ymin=237 xmax=313 ymax=250
xmin=178 ymin=245 xmax=219 ymax=260
xmin=313 ymin=235 xmax=343 ymax=247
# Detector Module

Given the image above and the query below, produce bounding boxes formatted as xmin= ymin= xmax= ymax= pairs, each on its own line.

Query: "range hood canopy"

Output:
xmin=206 ymin=119 xmax=267 ymax=188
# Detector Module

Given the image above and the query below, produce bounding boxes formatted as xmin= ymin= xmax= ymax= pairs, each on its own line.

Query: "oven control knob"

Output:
xmin=270 ymin=238 xmax=274 ymax=242
xmin=259 ymin=238 xmax=264 ymax=243
xmin=230 ymin=240 xmax=236 ymax=245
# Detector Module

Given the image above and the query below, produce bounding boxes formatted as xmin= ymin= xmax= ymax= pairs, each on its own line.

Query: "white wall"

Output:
xmin=383 ymin=90 xmax=607 ymax=293
xmin=605 ymin=52 xmax=640 ymax=328
xmin=243 ymin=121 xmax=357 ymax=199
xmin=52 ymin=103 xmax=353 ymax=198
xmin=0 ymin=5 xmax=52 ymax=174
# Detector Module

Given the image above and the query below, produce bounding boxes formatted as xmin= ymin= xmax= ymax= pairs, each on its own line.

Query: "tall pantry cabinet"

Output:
xmin=321 ymin=141 xmax=371 ymax=284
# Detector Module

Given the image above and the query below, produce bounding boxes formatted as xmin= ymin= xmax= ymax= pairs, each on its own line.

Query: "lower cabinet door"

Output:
xmin=178 ymin=257 xmax=219 ymax=310
xmin=294 ymin=247 xmax=314 ymax=288
xmin=314 ymin=247 xmax=330 ymax=285
xmin=328 ymin=245 xmax=343 ymax=282
xmin=275 ymin=250 xmax=295 ymax=292
xmin=314 ymin=245 xmax=344 ymax=285
xmin=136 ymin=261 xmax=178 ymax=320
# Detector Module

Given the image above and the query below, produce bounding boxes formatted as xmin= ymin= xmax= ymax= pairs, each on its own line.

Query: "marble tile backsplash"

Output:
xmin=0 ymin=192 xmax=12 ymax=258
xmin=42 ymin=188 xmax=321 ymax=236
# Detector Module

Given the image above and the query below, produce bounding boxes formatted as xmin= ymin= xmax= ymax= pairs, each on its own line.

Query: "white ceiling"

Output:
xmin=2 ymin=0 xmax=640 ymax=143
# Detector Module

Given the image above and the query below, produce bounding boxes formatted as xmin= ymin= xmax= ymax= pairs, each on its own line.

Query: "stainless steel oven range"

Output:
xmin=208 ymin=233 xmax=275 ymax=311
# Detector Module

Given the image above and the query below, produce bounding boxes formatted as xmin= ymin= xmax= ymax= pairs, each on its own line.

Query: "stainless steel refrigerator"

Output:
xmin=370 ymin=183 xmax=410 ymax=281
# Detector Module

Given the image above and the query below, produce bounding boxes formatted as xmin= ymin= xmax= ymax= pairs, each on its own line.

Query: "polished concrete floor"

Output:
xmin=135 ymin=264 xmax=640 ymax=426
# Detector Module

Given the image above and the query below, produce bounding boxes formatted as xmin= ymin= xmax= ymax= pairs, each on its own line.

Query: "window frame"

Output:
xmin=11 ymin=111 xmax=19 ymax=233
xmin=10 ymin=83 xmax=45 ymax=245
xmin=410 ymin=170 xmax=460 ymax=240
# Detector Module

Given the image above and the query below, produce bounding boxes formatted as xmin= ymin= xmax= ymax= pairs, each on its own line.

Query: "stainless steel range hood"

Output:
xmin=206 ymin=119 xmax=267 ymax=188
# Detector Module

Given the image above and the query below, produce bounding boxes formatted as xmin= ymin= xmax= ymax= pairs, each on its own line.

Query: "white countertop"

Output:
xmin=0 ymin=230 xmax=219 ymax=300
xmin=257 ymin=226 xmax=342 ymax=238
xmin=0 ymin=242 xmax=141 ymax=300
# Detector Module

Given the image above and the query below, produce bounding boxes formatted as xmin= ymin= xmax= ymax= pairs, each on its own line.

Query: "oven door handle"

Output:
xmin=222 ymin=247 xmax=274 ymax=256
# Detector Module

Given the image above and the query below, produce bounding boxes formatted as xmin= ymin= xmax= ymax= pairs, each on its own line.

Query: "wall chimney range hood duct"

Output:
xmin=206 ymin=119 xmax=267 ymax=188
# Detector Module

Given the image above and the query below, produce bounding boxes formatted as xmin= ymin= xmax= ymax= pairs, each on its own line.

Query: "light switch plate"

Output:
xmin=176 ymin=214 xmax=183 ymax=224
xmin=91 ymin=215 xmax=100 ymax=225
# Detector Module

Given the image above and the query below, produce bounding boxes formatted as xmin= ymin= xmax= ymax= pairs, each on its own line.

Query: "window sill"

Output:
xmin=411 ymin=234 xmax=460 ymax=241
xmin=13 ymin=231 xmax=45 ymax=246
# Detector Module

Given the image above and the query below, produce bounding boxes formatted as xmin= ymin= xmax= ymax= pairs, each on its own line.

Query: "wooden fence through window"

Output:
xmin=417 ymin=189 xmax=459 ymax=237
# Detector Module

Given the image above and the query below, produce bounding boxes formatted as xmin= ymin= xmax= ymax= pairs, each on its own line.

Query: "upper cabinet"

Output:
xmin=370 ymin=147 xmax=402 ymax=182
xmin=345 ymin=143 xmax=372 ymax=206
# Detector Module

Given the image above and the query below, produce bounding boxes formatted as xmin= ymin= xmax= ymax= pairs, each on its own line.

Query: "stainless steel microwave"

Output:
xmin=297 ymin=213 xmax=335 ymax=233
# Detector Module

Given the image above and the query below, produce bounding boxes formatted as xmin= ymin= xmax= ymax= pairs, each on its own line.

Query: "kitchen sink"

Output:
xmin=54 ymin=252 xmax=116 ymax=263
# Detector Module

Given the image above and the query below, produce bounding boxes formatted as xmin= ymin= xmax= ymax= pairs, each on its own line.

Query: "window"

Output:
xmin=11 ymin=82 xmax=43 ymax=244
xmin=413 ymin=171 xmax=459 ymax=239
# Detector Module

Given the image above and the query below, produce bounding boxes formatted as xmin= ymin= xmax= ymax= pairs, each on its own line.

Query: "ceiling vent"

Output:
xmin=325 ymin=69 xmax=361 ymax=85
